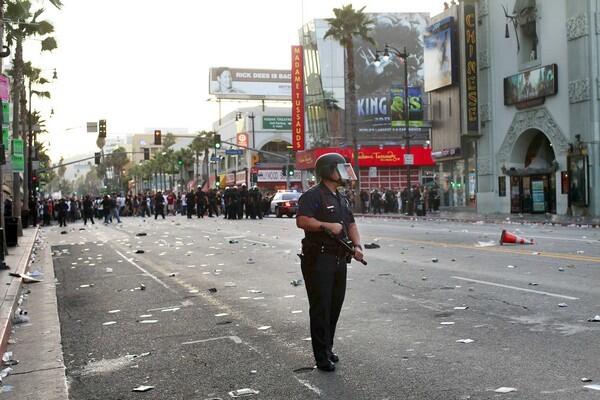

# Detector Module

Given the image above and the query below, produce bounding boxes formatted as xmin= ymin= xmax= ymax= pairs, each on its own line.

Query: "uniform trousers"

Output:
xmin=301 ymin=252 xmax=347 ymax=363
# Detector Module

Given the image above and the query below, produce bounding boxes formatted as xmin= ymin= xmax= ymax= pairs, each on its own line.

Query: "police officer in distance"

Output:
xmin=296 ymin=153 xmax=364 ymax=372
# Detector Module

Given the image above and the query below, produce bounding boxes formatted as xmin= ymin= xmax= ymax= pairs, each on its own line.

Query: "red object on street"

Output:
xmin=500 ymin=229 xmax=534 ymax=245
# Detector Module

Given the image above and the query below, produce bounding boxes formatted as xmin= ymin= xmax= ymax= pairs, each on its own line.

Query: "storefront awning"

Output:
xmin=296 ymin=146 xmax=435 ymax=169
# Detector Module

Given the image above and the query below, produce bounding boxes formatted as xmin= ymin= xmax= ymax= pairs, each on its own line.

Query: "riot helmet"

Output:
xmin=315 ymin=152 xmax=357 ymax=184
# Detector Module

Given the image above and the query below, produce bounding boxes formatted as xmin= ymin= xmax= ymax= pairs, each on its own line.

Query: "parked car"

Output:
xmin=269 ymin=190 xmax=301 ymax=218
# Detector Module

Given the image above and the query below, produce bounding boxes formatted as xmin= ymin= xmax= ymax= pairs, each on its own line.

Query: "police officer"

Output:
xmin=185 ymin=190 xmax=195 ymax=219
xmin=196 ymin=186 xmax=207 ymax=218
xmin=296 ymin=153 xmax=364 ymax=372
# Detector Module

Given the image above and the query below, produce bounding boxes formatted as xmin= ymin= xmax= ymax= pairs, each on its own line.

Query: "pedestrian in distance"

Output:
xmin=186 ymin=190 xmax=195 ymax=219
xmin=296 ymin=153 xmax=365 ymax=372
xmin=57 ymin=198 xmax=68 ymax=227
xmin=82 ymin=195 xmax=95 ymax=226
xmin=102 ymin=195 xmax=112 ymax=224
xmin=154 ymin=191 xmax=166 ymax=219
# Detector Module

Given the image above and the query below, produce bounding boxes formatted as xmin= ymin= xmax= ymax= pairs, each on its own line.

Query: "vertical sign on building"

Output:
xmin=464 ymin=3 xmax=478 ymax=132
xmin=291 ymin=45 xmax=305 ymax=150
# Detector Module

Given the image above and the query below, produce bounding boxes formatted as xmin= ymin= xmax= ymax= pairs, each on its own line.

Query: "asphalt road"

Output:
xmin=49 ymin=215 xmax=600 ymax=399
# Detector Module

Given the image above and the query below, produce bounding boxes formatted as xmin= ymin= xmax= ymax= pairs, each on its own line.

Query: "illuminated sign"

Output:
xmin=291 ymin=46 xmax=305 ymax=151
xmin=464 ymin=4 xmax=478 ymax=131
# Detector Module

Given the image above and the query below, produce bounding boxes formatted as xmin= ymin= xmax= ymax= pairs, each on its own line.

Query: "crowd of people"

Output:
xmin=8 ymin=182 xmax=442 ymax=228
xmin=18 ymin=184 xmax=275 ymax=228
xmin=357 ymin=184 xmax=441 ymax=215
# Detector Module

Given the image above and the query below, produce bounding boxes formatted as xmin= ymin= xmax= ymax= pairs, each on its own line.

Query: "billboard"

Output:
xmin=352 ymin=13 xmax=429 ymax=136
xmin=390 ymin=86 xmax=425 ymax=128
xmin=208 ymin=67 xmax=292 ymax=100
xmin=424 ymin=17 xmax=456 ymax=92
xmin=504 ymin=64 xmax=558 ymax=106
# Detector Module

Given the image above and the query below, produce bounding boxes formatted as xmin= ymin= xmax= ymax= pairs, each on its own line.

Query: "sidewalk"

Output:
xmin=355 ymin=210 xmax=600 ymax=227
xmin=0 ymin=227 xmax=39 ymax=356
xmin=0 ymin=227 xmax=69 ymax=399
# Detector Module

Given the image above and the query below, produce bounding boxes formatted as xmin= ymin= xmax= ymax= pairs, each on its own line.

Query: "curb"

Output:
xmin=354 ymin=213 xmax=600 ymax=228
xmin=0 ymin=227 xmax=39 ymax=356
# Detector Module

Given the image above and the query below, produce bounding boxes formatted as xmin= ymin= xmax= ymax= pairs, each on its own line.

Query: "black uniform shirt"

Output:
xmin=297 ymin=183 xmax=355 ymax=245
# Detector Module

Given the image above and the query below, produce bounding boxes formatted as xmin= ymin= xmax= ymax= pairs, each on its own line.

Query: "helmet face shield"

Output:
xmin=336 ymin=163 xmax=357 ymax=181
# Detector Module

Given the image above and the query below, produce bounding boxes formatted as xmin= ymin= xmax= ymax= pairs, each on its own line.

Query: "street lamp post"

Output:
xmin=375 ymin=44 xmax=414 ymax=215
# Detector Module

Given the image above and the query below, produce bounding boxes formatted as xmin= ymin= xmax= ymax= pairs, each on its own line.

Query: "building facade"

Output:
xmin=298 ymin=14 xmax=436 ymax=191
xmin=427 ymin=0 xmax=599 ymax=217
xmin=476 ymin=0 xmax=599 ymax=217
xmin=212 ymin=106 xmax=300 ymax=190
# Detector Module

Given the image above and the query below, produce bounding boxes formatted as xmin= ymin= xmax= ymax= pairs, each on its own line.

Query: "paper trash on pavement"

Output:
xmin=229 ymin=388 xmax=259 ymax=397
xmin=494 ymin=387 xmax=517 ymax=393
xmin=476 ymin=241 xmax=496 ymax=247
xmin=132 ymin=385 xmax=154 ymax=392
xmin=587 ymin=315 xmax=600 ymax=322
xmin=456 ymin=339 xmax=474 ymax=344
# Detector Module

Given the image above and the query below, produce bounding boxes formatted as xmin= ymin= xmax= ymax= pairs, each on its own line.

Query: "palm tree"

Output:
xmin=189 ymin=131 xmax=212 ymax=184
xmin=5 ymin=0 xmax=60 ymax=225
xmin=324 ymin=4 xmax=374 ymax=204
xmin=106 ymin=146 xmax=129 ymax=192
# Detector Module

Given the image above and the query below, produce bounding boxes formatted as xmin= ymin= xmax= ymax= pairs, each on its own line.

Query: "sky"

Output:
xmin=24 ymin=0 xmax=444 ymax=162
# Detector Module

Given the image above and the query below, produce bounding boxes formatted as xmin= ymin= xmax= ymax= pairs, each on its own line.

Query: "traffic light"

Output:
xmin=215 ymin=180 xmax=221 ymax=188
xmin=287 ymin=165 xmax=295 ymax=176
xmin=281 ymin=165 xmax=287 ymax=176
xmin=32 ymin=174 xmax=39 ymax=191
xmin=154 ymin=130 xmax=162 ymax=145
xmin=177 ymin=157 xmax=183 ymax=166
xmin=143 ymin=148 xmax=150 ymax=160
xmin=98 ymin=119 xmax=106 ymax=138
xmin=213 ymin=134 xmax=221 ymax=149
xmin=94 ymin=152 xmax=101 ymax=165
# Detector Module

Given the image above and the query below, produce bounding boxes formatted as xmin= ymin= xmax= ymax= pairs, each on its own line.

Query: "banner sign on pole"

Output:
xmin=0 ymin=75 xmax=9 ymax=101
xmin=11 ymin=154 xmax=23 ymax=172
xmin=291 ymin=45 xmax=305 ymax=151
xmin=12 ymin=138 xmax=23 ymax=155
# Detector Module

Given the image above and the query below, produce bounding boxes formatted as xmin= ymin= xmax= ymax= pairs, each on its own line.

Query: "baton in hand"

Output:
xmin=323 ymin=228 xmax=368 ymax=265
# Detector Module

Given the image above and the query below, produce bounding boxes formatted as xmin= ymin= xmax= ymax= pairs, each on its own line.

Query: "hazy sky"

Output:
xmin=24 ymin=0 xmax=444 ymax=161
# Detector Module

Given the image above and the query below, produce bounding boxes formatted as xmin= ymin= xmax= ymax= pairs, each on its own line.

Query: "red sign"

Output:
xmin=291 ymin=46 xmax=304 ymax=150
xmin=295 ymin=149 xmax=316 ymax=169
xmin=297 ymin=146 xmax=435 ymax=169
xmin=236 ymin=132 xmax=248 ymax=147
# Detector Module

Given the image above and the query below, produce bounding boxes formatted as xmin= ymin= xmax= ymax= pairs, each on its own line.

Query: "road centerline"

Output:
xmin=451 ymin=276 xmax=579 ymax=300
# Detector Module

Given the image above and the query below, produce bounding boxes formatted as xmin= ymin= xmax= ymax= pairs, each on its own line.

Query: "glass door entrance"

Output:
xmin=510 ymin=174 xmax=556 ymax=214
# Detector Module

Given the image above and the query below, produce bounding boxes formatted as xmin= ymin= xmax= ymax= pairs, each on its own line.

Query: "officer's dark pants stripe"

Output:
xmin=301 ymin=253 xmax=347 ymax=363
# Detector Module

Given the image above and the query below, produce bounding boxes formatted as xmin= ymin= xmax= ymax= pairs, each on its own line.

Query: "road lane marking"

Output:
xmin=114 ymin=250 xmax=177 ymax=293
xmin=377 ymin=236 xmax=600 ymax=263
xmin=181 ymin=336 xmax=242 ymax=345
xmin=243 ymin=239 xmax=270 ymax=246
xmin=451 ymin=276 xmax=579 ymax=300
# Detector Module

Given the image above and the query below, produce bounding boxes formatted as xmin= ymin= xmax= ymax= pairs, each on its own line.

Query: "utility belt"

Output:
xmin=301 ymin=238 xmax=352 ymax=262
